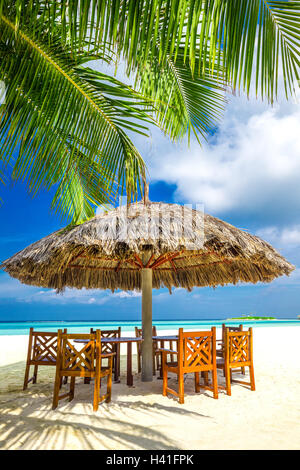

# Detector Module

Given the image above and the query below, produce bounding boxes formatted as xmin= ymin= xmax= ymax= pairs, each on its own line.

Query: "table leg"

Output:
xmin=114 ymin=343 xmax=120 ymax=383
xmin=127 ymin=342 xmax=133 ymax=386
xmin=158 ymin=340 xmax=164 ymax=379
xmin=84 ymin=344 xmax=91 ymax=384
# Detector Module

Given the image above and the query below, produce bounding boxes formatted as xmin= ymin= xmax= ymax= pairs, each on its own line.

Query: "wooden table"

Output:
xmin=153 ymin=335 xmax=178 ymax=341
xmin=74 ymin=337 xmax=143 ymax=387
xmin=153 ymin=335 xmax=179 ymax=378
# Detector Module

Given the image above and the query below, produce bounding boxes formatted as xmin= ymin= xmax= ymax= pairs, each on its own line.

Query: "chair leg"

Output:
xmin=106 ymin=359 xmax=113 ymax=403
xmin=194 ymin=372 xmax=200 ymax=393
xmin=152 ymin=347 xmax=156 ymax=376
xmin=156 ymin=353 xmax=160 ymax=371
xmin=93 ymin=374 xmax=100 ymax=412
xmin=162 ymin=361 xmax=168 ymax=397
xmin=23 ymin=363 xmax=30 ymax=390
xmin=157 ymin=352 xmax=163 ymax=378
xmin=33 ymin=365 xmax=38 ymax=384
xmin=178 ymin=374 xmax=184 ymax=404
xmin=117 ymin=344 xmax=121 ymax=378
xmin=69 ymin=377 xmax=75 ymax=401
xmin=52 ymin=372 xmax=61 ymax=410
xmin=241 ymin=366 xmax=245 ymax=375
xmin=114 ymin=344 xmax=120 ymax=381
xmin=212 ymin=367 xmax=218 ymax=399
xmin=106 ymin=375 xmax=112 ymax=403
xmin=225 ymin=365 xmax=231 ymax=396
xmin=137 ymin=350 xmax=141 ymax=374
xmin=170 ymin=341 xmax=175 ymax=363
xmin=204 ymin=371 xmax=209 ymax=386
xmin=249 ymin=365 xmax=256 ymax=391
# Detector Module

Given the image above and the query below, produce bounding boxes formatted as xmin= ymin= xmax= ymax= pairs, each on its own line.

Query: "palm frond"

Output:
xmin=0 ymin=13 xmax=148 ymax=223
xmin=135 ymin=48 xmax=226 ymax=143
xmin=50 ymin=149 xmax=116 ymax=223
xmin=3 ymin=0 xmax=299 ymax=102
xmin=207 ymin=0 xmax=300 ymax=101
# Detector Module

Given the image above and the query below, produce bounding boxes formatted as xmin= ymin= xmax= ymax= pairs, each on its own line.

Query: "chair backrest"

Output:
xmin=29 ymin=328 xmax=67 ymax=364
xmin=135 ymin=326 xmax=157 ymax=337
xmin=178 ymin=327 xmax=216 ymax=372
xmin=222 ymin=323 xmax=243 ymax=342
xmin=90 ymin=327 xmax=121 ymax=354
xmin=224 ymin=327 xmax=253 ymax=367
xmin=57 ymin=330 xmax=101 ymax=374
xmin=135 ymin=326 xmax=142 ymax=337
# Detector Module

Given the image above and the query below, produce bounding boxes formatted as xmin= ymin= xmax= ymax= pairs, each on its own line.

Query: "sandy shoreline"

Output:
xmin=0 ymin=326 xmax=299 ymax=450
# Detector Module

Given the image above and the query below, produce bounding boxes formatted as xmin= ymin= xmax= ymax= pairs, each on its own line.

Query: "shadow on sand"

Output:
xmin=0 ymin=359 xmax=233 ymax=450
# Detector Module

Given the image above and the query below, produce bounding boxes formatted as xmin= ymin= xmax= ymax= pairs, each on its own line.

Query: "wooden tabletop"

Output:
xmin=153 ymin=335 xmax=178 ymax=341
xmin=74 ymin=335 xmax=179 ymax=343
xmin=74 ymin=337 xmax=143 ymax=344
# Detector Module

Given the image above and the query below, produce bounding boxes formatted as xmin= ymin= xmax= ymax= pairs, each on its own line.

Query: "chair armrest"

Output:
xmin=101 ymin=352 xmax=116 ymax=358
xmin=156 ymin=348 xmax=178 ymax=354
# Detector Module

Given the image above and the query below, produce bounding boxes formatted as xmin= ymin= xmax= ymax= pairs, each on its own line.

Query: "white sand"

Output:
xmin=0 ymin=326 xmax=299 ymax=450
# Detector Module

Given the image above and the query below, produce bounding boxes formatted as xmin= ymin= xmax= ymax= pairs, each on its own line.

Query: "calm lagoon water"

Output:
xmin=0 ymin=319 xmax=299 ymax=335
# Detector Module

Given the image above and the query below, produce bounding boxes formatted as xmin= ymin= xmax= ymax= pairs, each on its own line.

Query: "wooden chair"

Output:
xmin=90 ymin=328 xmax=121 ymax=382
xmin=153 ymin=329 xmax=178 ymax=375
xmin=135 ymin=325 xmax=158 ymax=375
xmin=160 ymin=328 xmax=218 ymax=404
xmin=217 ymin=327 xmax=255 ymax=396
xmin=23 ymin=328 xmax=67 ymax=390
xmin=52 ymin=330 xmax=114 ymax=411
xmin=217 ymin=324 xmax=245 ymax=375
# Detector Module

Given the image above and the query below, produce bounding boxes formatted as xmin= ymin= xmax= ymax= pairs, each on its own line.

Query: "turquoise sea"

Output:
xmin=0 ymin=319 xmax=299 ymax=335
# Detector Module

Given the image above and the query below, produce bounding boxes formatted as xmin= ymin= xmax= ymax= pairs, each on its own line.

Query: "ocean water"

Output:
xmin=0 ymin=319 xmax=299 ymax=335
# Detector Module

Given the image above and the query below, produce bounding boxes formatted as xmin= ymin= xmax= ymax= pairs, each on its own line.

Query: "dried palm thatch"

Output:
xmin=1 ymin=201 xmax=294 ymax=292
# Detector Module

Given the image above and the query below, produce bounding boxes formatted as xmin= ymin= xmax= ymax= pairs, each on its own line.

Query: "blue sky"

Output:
xmin=1 ymin=63 xmax=300 ymax=321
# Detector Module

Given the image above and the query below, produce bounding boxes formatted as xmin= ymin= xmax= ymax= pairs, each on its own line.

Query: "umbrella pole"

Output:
xmin=141 ymin=267 xmax=153 ymax=382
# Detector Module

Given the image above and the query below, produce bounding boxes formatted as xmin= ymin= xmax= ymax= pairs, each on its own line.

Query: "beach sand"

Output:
xmin=0 ymin=326 xmax=299 ymax=450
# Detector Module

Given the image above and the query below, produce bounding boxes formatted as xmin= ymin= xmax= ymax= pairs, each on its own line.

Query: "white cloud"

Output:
xmin=114 ymin=290 xmax=141 ymax=298
xmin=0 ymin=273 xmax=142 ymax=305
xmin=142 ymin=91 xmax=300 ymax=223
xmin=257 ymin=225 xmax=300 ymax=248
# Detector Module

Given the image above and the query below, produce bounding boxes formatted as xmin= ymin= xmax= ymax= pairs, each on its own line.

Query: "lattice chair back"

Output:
xmin=53 ymin=329 xmax=114 ymax=411
xmin=222 ymin=323 xmax=243 ymax=343
xmin=58 ymin=330 xmax=100 ymax=374
xmin=135 ymin=326 xmax=156 ymax=337
xmin=90 ymin=327 xmax=121 ymax=354
xmin=135 ymin=327 xmax=142 ymax=337
xmin=225 ymin=328 xmax=253 ymax=368
xmin=31 ymin=329 xmax=66 ymax=364
xmin=23 ymin=328 xmax=68 ymax=390
xmin=179 ymin=327 xmax=216 ymax=373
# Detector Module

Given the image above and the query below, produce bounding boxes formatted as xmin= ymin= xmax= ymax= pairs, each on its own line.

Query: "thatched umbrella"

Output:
xmin=1 ymin=193 xmax=294 ymax=381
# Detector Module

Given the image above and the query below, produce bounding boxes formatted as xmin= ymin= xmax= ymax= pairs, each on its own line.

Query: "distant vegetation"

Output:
xmin=227 ymin=316 xmax=276 ymax=320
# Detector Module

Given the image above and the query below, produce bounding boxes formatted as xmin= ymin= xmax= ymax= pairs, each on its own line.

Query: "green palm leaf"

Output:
xmin=207 ymin=0 xmax=300 ymax=101
xmin=135 ymin=48 xmax=226 ymax=143
xmin=1 ymin=1 xmax=299 ymax=223
xmin=0 ymin=13 xmax=148 ymax=223
xmin=5 ymin=1 xmax=298 ymax=102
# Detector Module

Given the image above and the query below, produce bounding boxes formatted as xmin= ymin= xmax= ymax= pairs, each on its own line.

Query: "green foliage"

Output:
xmin=136 ymin=48 xmax=226 ymax=143
xmin=0 ymin=11 xmax=149 ymax=223
xmin=228 ymin=315 xmax=276 ymax=320
xmin=0 ymin=1 xmax=299 ymax=223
